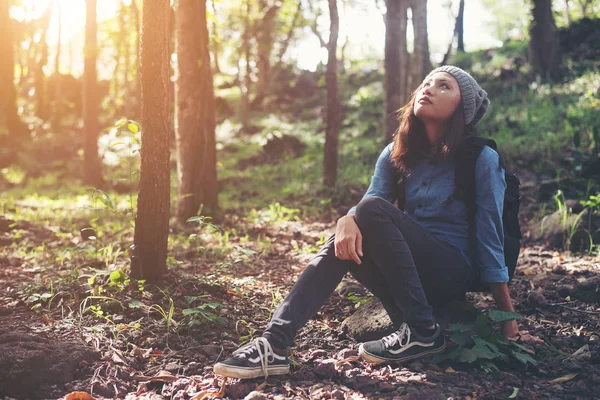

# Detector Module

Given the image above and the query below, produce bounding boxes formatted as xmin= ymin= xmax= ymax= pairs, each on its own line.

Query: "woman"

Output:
xmin=214 ymin=65 xmax=518 ymax=379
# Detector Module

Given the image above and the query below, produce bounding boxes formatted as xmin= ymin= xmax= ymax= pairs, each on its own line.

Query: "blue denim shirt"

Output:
xmin=347 ymin=143 xmax=509 ymax=283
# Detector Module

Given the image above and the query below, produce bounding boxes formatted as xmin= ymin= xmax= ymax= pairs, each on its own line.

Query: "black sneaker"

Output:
xmin=358 ymin=322 xmax=445 ymax=364
xmin=213 ymin=337 xmax=290 ymax=379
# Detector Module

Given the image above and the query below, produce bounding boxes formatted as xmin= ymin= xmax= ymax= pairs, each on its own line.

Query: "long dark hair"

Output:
xmin=390 ymin=87 xmax=476 ymax=176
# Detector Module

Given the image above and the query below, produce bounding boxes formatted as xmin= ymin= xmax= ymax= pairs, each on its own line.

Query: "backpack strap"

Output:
xmin=454 ymin=136 xmax=497 ymax=286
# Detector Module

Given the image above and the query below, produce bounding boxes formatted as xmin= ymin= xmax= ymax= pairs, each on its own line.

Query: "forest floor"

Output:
xmin=1 ymin=205 xmax=599 ymax=400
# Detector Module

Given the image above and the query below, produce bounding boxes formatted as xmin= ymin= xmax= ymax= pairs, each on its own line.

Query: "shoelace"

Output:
xmin=382 ymin=323 xmax=411 ymax=349
xmin=232 ymin=337 xmax=275 ymax=377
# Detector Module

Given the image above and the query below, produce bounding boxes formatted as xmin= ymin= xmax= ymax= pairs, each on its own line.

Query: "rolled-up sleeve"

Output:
xmin=475 ymin=146 xmax=509 ymax=283
xmin=347 ymin=143 xmax=399 ymax=216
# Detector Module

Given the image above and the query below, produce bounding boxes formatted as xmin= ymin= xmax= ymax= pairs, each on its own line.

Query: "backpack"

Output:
xmin=396 ymin=136 xmax=522 ymax=292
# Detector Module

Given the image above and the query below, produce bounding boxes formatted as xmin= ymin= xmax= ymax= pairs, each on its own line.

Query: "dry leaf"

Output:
xmin=335 ymin=356 xmax=360 ymax=368
xmin=190 ymin=377 xmax=227 ymax=400
xmin=64 ymin=392 xmax=96 ymax=400
xmin=42 ymin=314 xmax=54 ymax=324
xmin=140 ymin=370 xmax=178 ymax=383
xmin=445 ymin=367 xmax=456 ymax=373
xmin=550 ymin=372 xmax=579 ymax=383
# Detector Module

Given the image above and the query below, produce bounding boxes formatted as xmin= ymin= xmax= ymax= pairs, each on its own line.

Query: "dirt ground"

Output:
xmin=0 ymin=214 xmax=599 ymax=400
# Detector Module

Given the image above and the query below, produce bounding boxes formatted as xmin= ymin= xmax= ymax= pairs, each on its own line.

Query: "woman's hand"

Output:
xmin=335 ymin=215 xmax=363 ymax=264
xmin=502 ymin=319 xmax=519 ymax=339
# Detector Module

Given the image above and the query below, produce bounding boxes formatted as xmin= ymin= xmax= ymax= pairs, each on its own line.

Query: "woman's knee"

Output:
xmin=355 ymin=196 xmax=388 ymax=228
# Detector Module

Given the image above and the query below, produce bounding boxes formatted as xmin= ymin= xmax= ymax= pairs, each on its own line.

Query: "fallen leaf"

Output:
xmin=513 ymin=330 xmax=544 ymax=344
xmin=190 ymin=377 xmax=227 ymax=400
xmin=42 ymin=314 xmax=54 ymax=324
xmin=335 ymin=356 xmax=360 ymax=368
xmin=550 ymin=372 xmax=579 ymax=383
xmin=139 ymin=370 xmax=178 ymax=383
xmin=508 ymin=387 xmax=519 ymax=399
xmin=64 ymin=392 xmax=96 ymax=400
xmin=570 ymin=345 xmax=591 ymax=360
xmin=444 ymin=367 xmax=456 ymax=373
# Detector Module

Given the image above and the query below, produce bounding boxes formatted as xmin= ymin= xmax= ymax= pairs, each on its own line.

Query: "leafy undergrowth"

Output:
xmin=1 ymin=198 xmax=600 ymax=399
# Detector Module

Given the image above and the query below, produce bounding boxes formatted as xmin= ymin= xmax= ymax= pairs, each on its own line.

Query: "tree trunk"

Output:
xmin=456 ymin=0 xmax=465 ymax=53
xmin=410 ymin=0 xmax=430 ymax=88
xmin=384 ymin=0 xmax=409 ymax=142
xmin=253 ymin=1 xmax=281 ymax=108
xmin=83 ymin=0 xmax=103 ymax=187
xmin=0 ymin=0 xmax=26 ymax=136
xmin=131 ymin=0 xmax=171 ymax=283
xmin=324 ymin=0 xmax=340 ymax=187
xmin=35 ymin=8 xmax=51 ymax=120
xmin=529 ymin=0 xmax=561 ymax=82
xmin=174 ymin=0 xmax=218 ymax=224
xmin=51 ymin=1 xmax=62 ymax=131
xmin=564 ymin=0 xmax=571 ymax=24
xmin=240 ymin=0 xmax=251 ymax=131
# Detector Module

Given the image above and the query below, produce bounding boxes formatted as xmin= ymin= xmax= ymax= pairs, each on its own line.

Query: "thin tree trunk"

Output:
xmin=174 ymin=0 xmax=218 ymax=224
xmin=131 ymin=0 xmax=171 ymax=283
xmin=564 ymin=0 xmax=571 ymax=24
xmin=456 ymin=0 xmax=465 ymax=53
xmin=324 ymin=0 xmax=340 ymax=187
xmin=0 ymin=0 xmax=26 ymax=136
xmin=529 ymin=0 xmax=561 ymax=82
xmin=411 ymin=0 xmax=430 ymax=87
xmin=253 ymin=2 xmax=281 ymax=108
xmin=384 ymin=0 xmax=408 ymax=142
xmin=83 ymin=0 xmax=103 ymax=187
xmin=240 ymin=0 xmax=251 ymax=130
xmin=51 ymin=0 xmax=62 ymax=130
xmin=577 ymin=0 xmax=592 ymax=17
xmin=35 ymin=7 xmax=51 ymax=120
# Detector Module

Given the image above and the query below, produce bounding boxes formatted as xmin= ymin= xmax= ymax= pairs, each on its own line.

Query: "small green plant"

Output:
xmin=433 ymin=310 xmax=537 ymax=370
xmin=347 ymin=292 xmax=370 ymax=308
xmin=542 ymin=189 xmax=588 ymax=252
xmin=236 ymin=319 xmax=257 ymax=345
xmin=182 ymin=296 xmax=225 ymax=326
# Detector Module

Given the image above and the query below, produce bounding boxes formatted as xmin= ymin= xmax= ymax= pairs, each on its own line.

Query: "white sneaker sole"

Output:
xmin=213 ymin=363 xmax=290 ymax=379
xmin=358 ymin=342 xmax=446 ymax=364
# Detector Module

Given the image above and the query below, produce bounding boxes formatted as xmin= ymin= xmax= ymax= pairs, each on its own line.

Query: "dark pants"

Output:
xmin=263 ymin=196 xmax=475 ymax=348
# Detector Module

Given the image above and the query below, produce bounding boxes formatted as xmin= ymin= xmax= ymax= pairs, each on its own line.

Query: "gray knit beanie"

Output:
xmin=423 ymin=65 xmax=490 ymax=126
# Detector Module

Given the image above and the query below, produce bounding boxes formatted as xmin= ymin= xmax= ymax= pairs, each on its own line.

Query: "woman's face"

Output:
xmin=413 ymin=72 xmax=461 ymax=124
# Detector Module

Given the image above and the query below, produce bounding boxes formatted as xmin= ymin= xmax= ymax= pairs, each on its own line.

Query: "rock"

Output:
xmin=200 ymin=345 xmax=222 ymax=357
xmin=527 ymin=290 xmax=548 ymax=307
xmin=244 ymin=391 xmax=268 ymax=400
xmin=331 ymin=389 xmax=345 ymax=399
xmin=0 ymin=331 xmax=98 ymax=399
xmin=314 ymin=359 xmax=337 ymax=379
xmin=341 ymin=298 xmax=398 ymax=342
xmin=227 ymin=381 xmax=255 ymax=399
xmin=557 ymin=285 xmax=571 ymax=297
xmin=572 ymin=277 xmax=600 ymax=304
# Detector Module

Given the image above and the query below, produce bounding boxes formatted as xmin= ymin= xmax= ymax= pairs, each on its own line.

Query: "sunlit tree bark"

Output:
xmin=131 ymin=0 xmax=171 ymax=283
xmin=174 ymin=0 xmax=218 ymax=224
